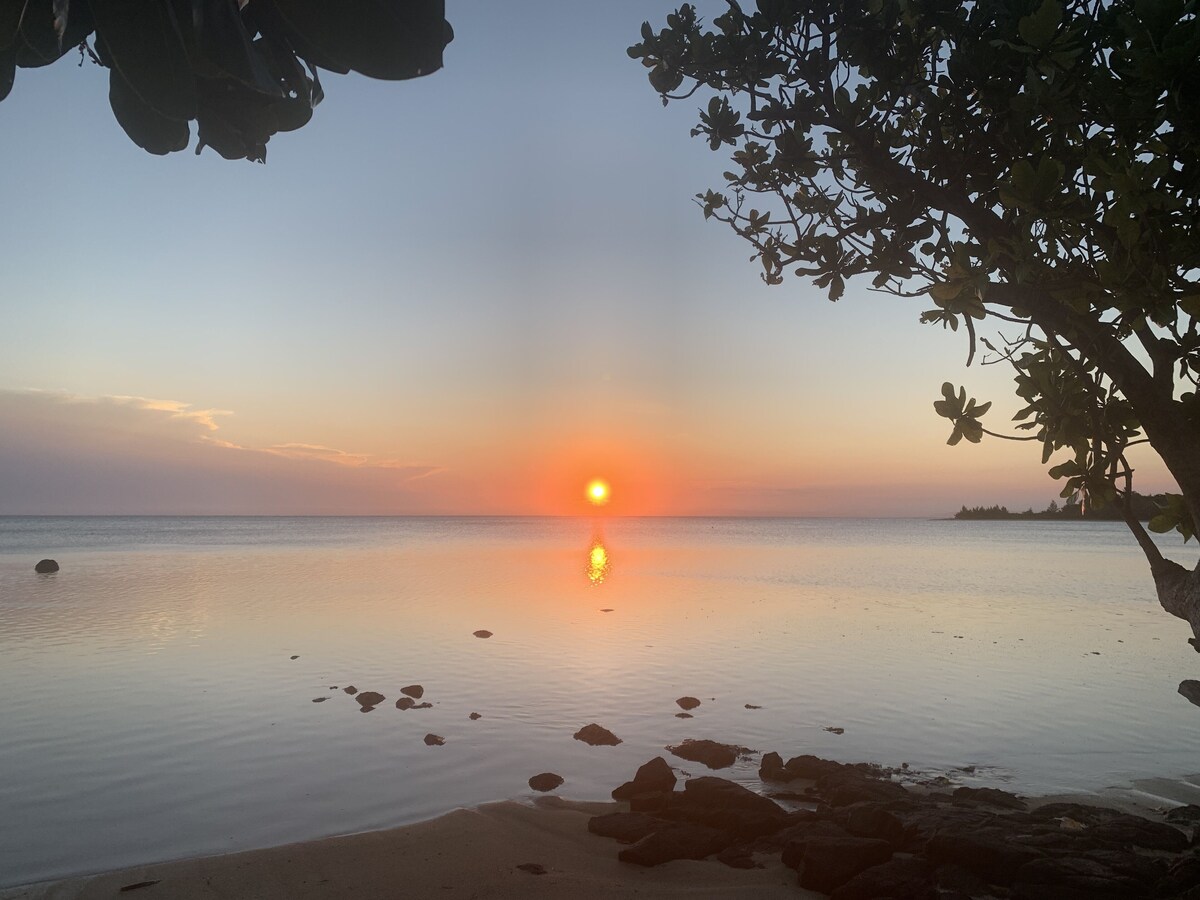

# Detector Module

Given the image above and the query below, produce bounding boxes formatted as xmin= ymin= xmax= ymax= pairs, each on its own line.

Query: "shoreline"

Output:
xmin=5 ymin=772 xmax=1197 ymax=900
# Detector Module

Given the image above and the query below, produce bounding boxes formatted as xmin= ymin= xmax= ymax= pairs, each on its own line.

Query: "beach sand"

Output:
xmin=0 ymin=797 xmax=812 ymax=899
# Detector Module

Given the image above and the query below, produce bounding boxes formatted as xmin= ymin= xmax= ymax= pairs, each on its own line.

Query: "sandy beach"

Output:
xmin=0 ymin=797 xmax=810 ymax=900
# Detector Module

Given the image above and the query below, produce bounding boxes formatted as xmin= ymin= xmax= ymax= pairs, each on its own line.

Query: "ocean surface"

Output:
xmin=1 ymin=515 xmax=1198 ymax=887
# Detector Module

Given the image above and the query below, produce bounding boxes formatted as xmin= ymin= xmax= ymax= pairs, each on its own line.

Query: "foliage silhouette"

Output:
xmin=631 ymin=0 xmax=1200 ymax=669
xmin=1 ymin=0 xmax=452 ymax=161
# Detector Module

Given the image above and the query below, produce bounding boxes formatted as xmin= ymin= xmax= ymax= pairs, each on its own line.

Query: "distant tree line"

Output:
xmin=955 ymin=493 xmax=1172 ymax=522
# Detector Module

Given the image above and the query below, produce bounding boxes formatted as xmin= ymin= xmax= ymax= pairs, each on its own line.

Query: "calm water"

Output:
xmin=1 ymin=515 xmax=1198 ymax=887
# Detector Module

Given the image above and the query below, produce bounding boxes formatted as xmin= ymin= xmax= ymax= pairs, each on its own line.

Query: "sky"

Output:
xmin=0 ymin=0 xmax=1177 ymax=516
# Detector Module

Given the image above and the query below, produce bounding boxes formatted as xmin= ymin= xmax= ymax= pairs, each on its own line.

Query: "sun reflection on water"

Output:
xmin=586 ymin=535 xmax=611 ymax=585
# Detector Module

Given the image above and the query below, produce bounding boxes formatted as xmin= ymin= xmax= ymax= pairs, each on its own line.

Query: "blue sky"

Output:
xmin=0 ymin=1 xmax=1172 ymax=515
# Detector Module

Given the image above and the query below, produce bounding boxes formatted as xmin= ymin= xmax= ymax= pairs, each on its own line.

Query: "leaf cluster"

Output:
xmin=1 ymin=0 xmax=452 ymax=161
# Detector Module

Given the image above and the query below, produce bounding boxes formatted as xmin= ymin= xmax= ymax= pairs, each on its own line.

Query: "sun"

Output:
xmin=586 ymin=479 xmax=610 ymax=506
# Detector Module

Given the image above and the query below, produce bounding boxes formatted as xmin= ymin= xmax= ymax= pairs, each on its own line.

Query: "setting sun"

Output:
xmin=586 ymin=479 xmax=610 ymax=506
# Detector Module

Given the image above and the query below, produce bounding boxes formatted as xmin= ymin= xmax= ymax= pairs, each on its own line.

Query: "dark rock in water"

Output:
xmin=515 ymin=863 xmax=546 ymax=875
xmin=118 ymin=881 xmax=160 ymax=893
xmin=760 ymin=752 xmax=847 ymax=783
xmin=311 ymin=697 xmax=328 ymax=703
xmin=830 ymin=856 xmax=933 ymax=900
xmin=600 ymin=608 xmax=614 ymax=612
xmin=34 ymin=559 xmax=59 ymax=573
xmin=618 ymin=823 xmax=730 ymax=866
xmin=343 ymin=686 xmax=358 ymax=695
xmin=745 ymin=704 xmax=762 ymax=709
xmin=424 ymin=733 xmax=445 ymax=746
xmin=469 ymin=712 xmax=482 ymax=720
xmin=528 ymin=772 xmax=564 ymax=792
xmin=355 ymin=691 xmax=385 ymax=711
xmin=795 ymin=836 xmax=893 ymax=893
xmin=1179 ymin=680 xmax=1200 ymax=707
xmin=330 ymin=686 xmax=338 ymax=690
xmin=1164 ymin=804 xmax=1200 ymax=824
xmin=289 ymin=655 xmax=299 ymax=660
xmin=612 ymin=756 xmax=677 ymax=800
xmin=676 ymin=696 xmax=701 ymax=711
xmin=588 ymin=812 xmax=662 ymax=844
xmin=413 ymin=702 xmax=432 ymax=709
xmin=574 ymin=723 xmax=622 ymax=746
xmin=400 ymin=684 xmax=424 ymax=699
xmin=667 ymin=739 xmax=748 ymax=770
xmin=675 ymin=712 xmax=693 ymax=719
xmin=818 ymin=771 xmax=908 ymax=807
xmin=473 ymin=630 xmax=493 ymax=639
xmin=824 ymin=726 xmax=845 ymax=735
xmin=667 ymin=777 xmax=788 ymax=839
xmin=953 ymin=786 xmax=1027 ymax=810
xmin=396 ymin=697 xmax=416 ymax=710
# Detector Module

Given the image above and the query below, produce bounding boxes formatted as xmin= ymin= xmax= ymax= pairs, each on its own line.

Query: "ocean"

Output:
xmin=1 ymin=515 xmax=1197 ymax=887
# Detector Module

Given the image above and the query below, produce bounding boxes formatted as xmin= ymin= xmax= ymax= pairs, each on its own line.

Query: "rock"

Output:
xmin=612 ymin=757 xmax=677 ymax=801
xmin=529 ymin=773 xmax=564 ymax=792
xmin=588 ymin=812 xmax=662 ymax=844
xmin=830 ymin=856 xmax=934 ymax=900
xmin=355 ymin=691 xmax=385 ymax=711
xmin=515 ymin=863 xmax=546 ymax=875
xmin=665 ymin=776 xmax=788 ymax=838
xmin=423 ymin=733 xmax=445 ymax=746
xmin=618 ymin=823 xmax=730 ymax=866
xmin=600 ymin=608 xmax=613 ymax=612
xmin=675 ymin=712 xmax=693 ymax=719
xmin=118 ymin=881 xmax=160 ymax=893
xmin=1012 ymin=855 xmax=1153 ymax=899
xmin=311 ymin=697 xmax=327 ymax=703
xmin=1165 ymin=805 xmax=1200 ymax=825
xmin=676 ymin=696 xmax=701 ymax=711
xmin=396 ymin=697 xmax=416 ymax=710
xmin=953 ymin=786 xmax=1027 ymax=810
xmin=34 ymin=559 xmax=59 ymax=573
xmin=473 ymin=630 xmax=493 ymax=639
xmin=1157 ymin=854 xmax=1200 ymax=896
xmin=759 ymin=751 xmax=790 ymax=782
xmin=780 ymin=823 xmax=855 ymax=869
xmin=824 ymin=726 xmax=845 ymax=735
xmin=1180 ymin=680 xmax=1200 ymax=708
xmin=290 ymin=655 xmax=299 ymax=660
xmin=819 ymin=771 xmax=909 ymax=807
xmin=400 ymin=684 xmax=424 ymax=699
xmin=835 ymin=802 xmax=908 ymax=848
xmin=715 ymin=845 xmax=759 ymax=869
xmin=1028 ymin=802 xmax=1126 ymax=827
xmin=795 ymin=836 xmax=893 ymax=893
xmin=667 ymin=739 xmax=746 ymax=770
xmin=469 ymin=712 xmax=482 ymax=720
xmin=745 ymin=704 xmax=762 ymax=709
xmin=924 ymin=830 xmax=1045 ymax=884
xmin=574 ymin=723 xmax=621 ymax=746
xmin=1087 ymin=814 xmax=1190 ymax=852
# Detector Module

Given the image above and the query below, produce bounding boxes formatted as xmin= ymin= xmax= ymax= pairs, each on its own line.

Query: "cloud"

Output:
xmin=0 ymin=388 xmax=444 ymax=514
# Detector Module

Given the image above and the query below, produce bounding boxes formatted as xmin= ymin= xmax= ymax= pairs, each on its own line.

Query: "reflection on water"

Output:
xmin=586 ymin=531 xmax=611 ymax=585
xmin=0 ymin=515 xmax=1198 ymax=888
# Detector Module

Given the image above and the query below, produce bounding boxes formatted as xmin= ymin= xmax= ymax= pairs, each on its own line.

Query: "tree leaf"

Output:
xmin=1019 ymin=0 xmax=1062 ymax=48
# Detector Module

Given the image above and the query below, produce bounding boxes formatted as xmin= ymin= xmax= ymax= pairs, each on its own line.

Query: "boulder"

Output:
xmin=574 ymin=723 xmax=621 ymax=746
xmin=528 ymin=773 xmax=564 ymax=792
xmin=1087 ymin=814 xmax=1190 ymax=852
xmin=830 ymin=856 xmax=934 ymax=900
xmin=34 ymin=559 xmax=59 ymax=573
xmin=676 ymin=696 xmax=701 ymax=711
xmin=836 ymin=802 xmax=908 ymax=848
xmin=588 ymin=812 xmax=662 ymax=844
xmin=355 ymin=691 xmax=385 ymax=711
xmin=469 ymin=712 xmax=482 ymax=720
xmin=343 ymin=686 xmax=358 ymax=695
xmin=400 ymin=685 xmax=424 ymax=699
xmin=473 ymin=630 xmax=493 ymax=639
xmin=667 ymin=739 xmax=746 ymax=770
xmin=617 ymin=823 xmax=730 ymax=866
xmin=664 ymin=777 xmax=788 ymax=839
xmin=1011 ymin=855 xmax=1153 ymax=899
xmin=1028 ymin=803 xmax=1126 ymax=827
xmin=423 ymin=733 xmax=445 ymax=746
xmin=796 ymin=836 xmax=893 ymax=893
xmin=612 ymin=757 xmax=677 ymax=801
xmin=924 ymin=830 xmax=1044 ymax=884
xmin=1165 ymin=805 xmax=1200 ymax=825
xmin=953 ymin=786 xmax=1027 ymax=810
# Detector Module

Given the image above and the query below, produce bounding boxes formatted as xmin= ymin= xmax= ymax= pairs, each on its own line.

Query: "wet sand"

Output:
xmin=0 ymin=797 xmax=810 ymax=900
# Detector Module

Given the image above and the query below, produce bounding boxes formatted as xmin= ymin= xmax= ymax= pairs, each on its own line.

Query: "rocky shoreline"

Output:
xmin=588 ymin=750 xmax=1200 ymax=898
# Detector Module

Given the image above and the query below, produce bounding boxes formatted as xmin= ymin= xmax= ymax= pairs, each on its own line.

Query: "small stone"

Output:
xmin=676 ymin=696 xmax=701 ymax=711
xmin=400 ymin=684 xmax=424 ymax=699
xmin=744 ymin=704 xmax=762 ymax=709
xmin=675 ymin=712 xmax=693 ymax=719
xmin=529 ymin=773 xmax=564 ymax=792
xmin=515 ymin=863 xmax=546 ymax=875
xmin=600 ymin=608 xmax=614 ymax=612
xmin=824 ymin=726 xmax=845 ymax=735
xmin=574 ymin=723 xmax=622 ymax=746
xmin=355 ymin=691 xmax=385 ymax=711
xmin=311 ymin=697 xmax=327 ymax=703
xmin=424 ymin=733 xmax=445 ymax=746
xmin=343 ymin=686 xmax=358 ymax=695
xmin=289 ymin=655 xmax=299 ymax=660
xmin=469 ymin=712 xmax=482 ymax=720
xmin=34 ymin=559 xmax=59 ymax=573
xmin=473 ymin=630 xmax=493 ymax=638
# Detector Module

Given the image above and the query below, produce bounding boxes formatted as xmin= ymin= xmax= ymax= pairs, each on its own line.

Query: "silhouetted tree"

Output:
xmin=1 ymin=0 xmax=452 ymax=161
xmin=630 ymin=1 xmax=1200 ymax=672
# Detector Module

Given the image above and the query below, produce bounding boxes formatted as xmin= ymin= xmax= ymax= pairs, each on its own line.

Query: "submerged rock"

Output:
xmin=528 ymin=772 xmax=564 ymax=792
xmin=574 ymin=723 xmax=622 ymax=746
xmin=34 ymin=559 xmax=59 ymax=573
xmin=667 ymin=739 xmax=747 ymax=770
xmin=355 ymin=691 xmax=385 ymax=711
xmin=400 ymin=684 xmax=424 ymax=699
xmin=473 ymin=630 xmax=493 ymax=639
xmin=424 ymin=733 xmax=445 ymax=746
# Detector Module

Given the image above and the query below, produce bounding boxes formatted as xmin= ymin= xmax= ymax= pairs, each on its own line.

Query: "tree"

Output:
xmin=1 ymin=0 xmax=452 ymax=161
xmin=629 ymin=1 xmax=1200 ymax=674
